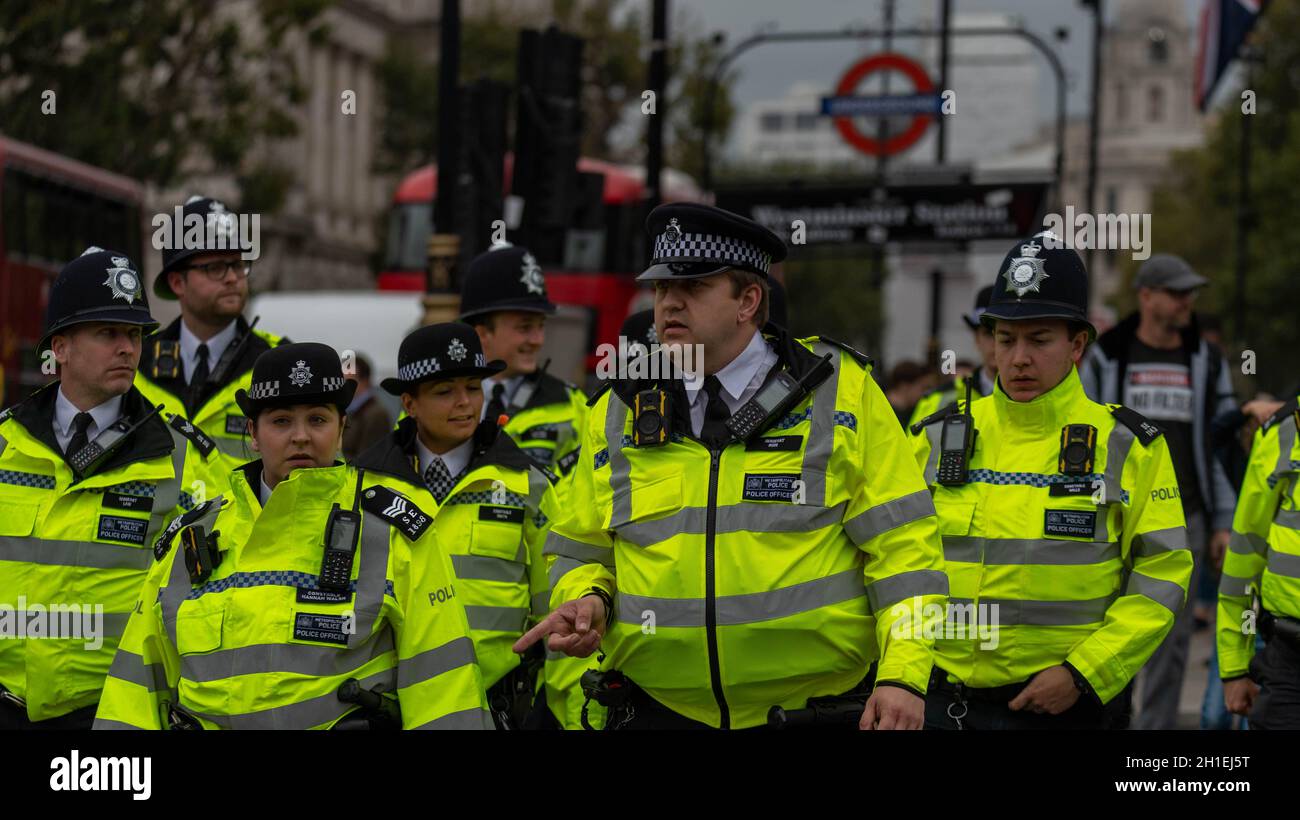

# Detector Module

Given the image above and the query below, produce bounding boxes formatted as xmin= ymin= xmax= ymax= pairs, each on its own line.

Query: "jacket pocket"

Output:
xmin=0 ymin=500 xmax=39 ymax=537
xmin=937 ymin=501 xmax=976 ymax=537
xmin=175 ymin=609 xmax=225 ymax=656
xmin=469 ymin=517 xmax=525 ymax=563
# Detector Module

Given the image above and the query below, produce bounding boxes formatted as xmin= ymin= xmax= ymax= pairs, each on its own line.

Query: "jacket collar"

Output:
xmin=11 ymin=382 xmax=173 ymax=474
xmin=351 ymin=415 xmax=535 ymax=485
xmin=990 ymin=366 xmax=1088 ymax=438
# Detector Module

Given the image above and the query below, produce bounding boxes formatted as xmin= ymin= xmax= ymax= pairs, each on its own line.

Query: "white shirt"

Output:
xmin=54 ymin=389 xmax=123 ymax=453
xmin=259 ymin=472 xmax=275 ymax=507
xmin=179 ymin=318 xmax=239 ymax=385
xmin=478 ymin=374 xmax=526 ymax=421
xmin=416 ymin=436 xmax=475 ymax=484
xmin=685 ymin=330 xmax=779 ymax=438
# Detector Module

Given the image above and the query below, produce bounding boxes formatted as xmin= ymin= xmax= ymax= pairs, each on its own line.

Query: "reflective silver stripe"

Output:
xmin=798 ymin=341 xmax=840 ymax=507
xmin=397 ymin=636 xmax=476 ymax=686
xmin=531 ymin=589 xmax=550 ymax=617
xmin=605 ymin=400 xmax=633 ymax=527
xmin=948 ymin=595 xmax=1116 ymax=626
xmin=353 ymin=509 xmax=393 ymax=638
xmin=1273 ymin=509 xmax=1300 ymax=530
xmin=147 ymin=426 xmax=189 ymax=550
xmin=543 ymin=532 xmax=614 ymax=568
xmin=1218 ymin=572 xmax=1257 ymax=597
xmin=866 ymin=569 xmax=948 ymax=612
xmin=922 ymin=424 xmax=943 ymax=485
xmin=548 ymin=555 xmax=586 ymax=590
xmin=1124 ymin=571 xmax=1185 ymax=616
xmin=0 ymin=536 xmax=152 ymax=571
xmin=618 ymin=568 xmax=866 ymax=628
xmin=1229 ymin=531 xmax=1269 ymax=557
xmin=465 ymin=605 xmax=528 ymax=632
xmin=451 ymin=553 xmax=527 ymax=584
xmin=105 ymin=648 xmax=168 ymax=693
xmin=192 ymin=667 xmax=395 ymax=729
xmin=1274 ymin=418 xmax=1297 ymax=484
xmin=526 ymin=467 xmax=549 ymax=512
xmin=92 ymin=718 xmax=143 ymax=730
xmin=945 ymin=536 xmax=1122 ymax=567
xmin=1267 ymin=548 xmax=1300 ymax=579
xmin=615 ymin=501 xmax=847 ymax=547
xmin=159 ymin=503 xmax=224 ymax=647
xmin=1102 ymin=422 xmax=1135 ymax=505
xmin=412 ymin=707 xmax=495 ymax=730
xmin=1133 ymin=526 xmax=1189 ymax=559
xmin=844 ymin=490 xmax=935 ymax=546
xmin=214 ymin=437 xmax=250 ymax=459
xmin=181 ymin=629 xmax=396 ymax=683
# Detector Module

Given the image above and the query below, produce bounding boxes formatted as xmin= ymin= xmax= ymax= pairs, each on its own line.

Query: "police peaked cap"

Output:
xmin=380 ymin=322 xmax=506 ymax=396
xmin=639 ymin=202 xmax=787 ymax=281
xmin=41 ymin=247 xmax=158 ymax=351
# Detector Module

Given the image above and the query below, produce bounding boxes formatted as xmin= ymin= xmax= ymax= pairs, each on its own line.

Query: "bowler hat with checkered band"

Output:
xmin=380 ymin=322 xmax=505 ymax=396
xmin=235 ymin=342 xmax=356 ymax=418
xmin=639 ymin=203 xmax=787 ymax=281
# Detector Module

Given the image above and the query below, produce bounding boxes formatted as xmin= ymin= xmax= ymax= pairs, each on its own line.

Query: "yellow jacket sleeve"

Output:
xmin=545 ymin=394 xmax=617 ymax=609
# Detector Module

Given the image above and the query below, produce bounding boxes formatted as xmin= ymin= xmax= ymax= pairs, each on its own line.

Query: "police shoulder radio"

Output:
xmin=68 ymin=404 xmax=163 ymax=478
xmin=936 ymin=381 xmax=977 ymax=486
xmin=726 ymin=353 xmax=834 ymax=441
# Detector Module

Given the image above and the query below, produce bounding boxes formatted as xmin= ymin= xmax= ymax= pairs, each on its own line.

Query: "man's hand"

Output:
xmin=1223 ymin=678 xmax=1259 ymax=716
xmin=513 ymin=594 xmax=608 ymax=658
xmin=1242 ymin=399 xmax=1284 ymax=428
xmin=1008 ymin=665 xmax=1081 ymax=715
xmin=859 ymin=685 xmax=924 ymax=730
xmin=1209 ymin=529 xmax=1231 ymax=571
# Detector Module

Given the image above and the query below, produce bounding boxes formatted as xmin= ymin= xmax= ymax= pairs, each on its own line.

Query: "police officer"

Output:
xmin=908 ymin=284 xmax=998 ymax=429
xmin=459 ymin=245 xmax=588 ymax=479
xmin=95 ymin=342 xmax=492 ymax=729
xmin=136 ymin=195 xmax=288 ymax=482
xmin=0 ymin=247 xmax=218 ymax=729
xmin=910 ymin=233 xmax=1193 ymax=729
xmin=352 ymin=323 xmax=559 ymax=729
xmin=516 ymin=203 xmax=947 ymax=730
xmin=1219 ymin=394 xmax=1300 ymax=729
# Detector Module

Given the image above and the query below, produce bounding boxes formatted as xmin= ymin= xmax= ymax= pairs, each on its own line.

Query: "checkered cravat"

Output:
xmin=424 ymin=456 xmax=457 ymax=504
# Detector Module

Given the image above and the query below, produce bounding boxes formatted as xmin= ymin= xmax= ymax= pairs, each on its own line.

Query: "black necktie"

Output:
xmin=485 ymin=382 xmax=507 ymax=425
xmin=191 ymin=343 xmax=210 ymax=387
xmin=701 ymin=375 xmax=731 ymax=448
xmin=65 ymin=411 xmax=94 ymax=458
xmin=424 ymin=457 xmax=457 ymax=504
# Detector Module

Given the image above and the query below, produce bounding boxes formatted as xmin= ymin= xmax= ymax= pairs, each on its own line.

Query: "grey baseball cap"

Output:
xmin=1134 ymin=254 xmax=1208 ymax=291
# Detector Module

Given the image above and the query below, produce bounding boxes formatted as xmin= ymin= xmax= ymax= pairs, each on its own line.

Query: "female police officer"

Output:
xmin=94 ymin=342 xmax=492 ymax=729
xmin=352 ymin=323 xmax=561 ymax=729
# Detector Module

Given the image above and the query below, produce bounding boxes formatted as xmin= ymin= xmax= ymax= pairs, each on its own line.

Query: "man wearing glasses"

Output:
xmin=136 ymin=196 xmax=288 ymax=484
xmin=1080 ymin=253 xmax=1238 ymax=729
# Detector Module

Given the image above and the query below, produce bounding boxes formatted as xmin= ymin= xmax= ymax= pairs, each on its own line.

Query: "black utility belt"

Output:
xmin=928 ymin=667 xmax=1026 ymax=704
xmin=1261 ymin=609 xmax=1300 ymax=650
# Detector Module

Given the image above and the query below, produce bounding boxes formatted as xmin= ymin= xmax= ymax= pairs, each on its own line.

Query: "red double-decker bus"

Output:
xmin=0 ymin=135 xmax=144 ymax=406
xmin=378 ymin=156 xmax=705 ymax=373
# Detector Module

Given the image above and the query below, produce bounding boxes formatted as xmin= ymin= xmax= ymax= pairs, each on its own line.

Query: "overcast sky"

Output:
xmin=680 ymin=0 xmax=1203 ymax=124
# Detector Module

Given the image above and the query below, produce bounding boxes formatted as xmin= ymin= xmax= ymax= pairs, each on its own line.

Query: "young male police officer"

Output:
xmin=459 ymin=245 xmax=587 ymax=478
xmin=0 ymin=248 xmax=217 ymax=728
xmin=910 ymin=233 xmax=1193 ymax=729
xmin=136 ymin=195 xmax=287 ymax=478
xmin=516 ymin=203 xmax=947 ymax=730
xmin=1219 ymin=394 xmax=1300 ymax=729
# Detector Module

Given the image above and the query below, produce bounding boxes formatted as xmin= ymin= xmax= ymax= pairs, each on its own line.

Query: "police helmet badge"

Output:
xmin=519 ymin=252 xmax=545 ymax=295
xmin=1002 ymin=240 xmax=1049 ymax=297
xmin=664 ymin=217 xmax=682 ymax=245
xmin=447 ymin=338 xmax=467 ymax=362
xmin=289 ymin=360 xmax=313 ymax=388
xmin=103 ymin=257 xmax=142 ymax=305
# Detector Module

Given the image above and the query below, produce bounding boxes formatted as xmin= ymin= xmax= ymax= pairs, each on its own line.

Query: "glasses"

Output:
xmin=185 ymin=260 xmax=252 ymax=281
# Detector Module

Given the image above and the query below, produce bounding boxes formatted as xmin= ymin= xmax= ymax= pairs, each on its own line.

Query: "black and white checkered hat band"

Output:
xmin=652 ymin=231 xmax=771 ymax=274
xmin=398 ymin=353 xmax=487 ymax=382
xmin=322 ymin=376 xmax=345 ymax=391
xmin=247 ymin=380 xmax=280 ymax=400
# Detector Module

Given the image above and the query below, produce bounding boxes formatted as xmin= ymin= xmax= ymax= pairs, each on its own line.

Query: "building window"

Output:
xmin=795 ymin=112 xmax=818 ymax=131
xmin=1149 ymin=85 xmax=1165 ymax=123
xmin=1148 ymin=28 xmax=1168 ymax=64
xmin=760 ymin=113 xmax=784 ymax=132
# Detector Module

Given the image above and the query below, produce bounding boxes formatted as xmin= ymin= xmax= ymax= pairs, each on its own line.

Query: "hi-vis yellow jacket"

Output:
xmin=0 ymin=383 xmax=219 ymax=721
xmin=1218 ymin=397 xmax=1300 ymax=678
xmin=546 ymin=330 xmax=947 ymax=729
xmin=908 ymin=371 xmax=993 ymax=431
xmin=135 ymin=316 xmax=286 ymax=481
xmin=352 ymin=417 xmax=557 ymax=690
xmin=498 ymin=369 xmax=588 ymax=480
xmin=910 ymin=368 xmax=1192 ymax=704
xmin=93 ymin=461 xmax=492 ymax=730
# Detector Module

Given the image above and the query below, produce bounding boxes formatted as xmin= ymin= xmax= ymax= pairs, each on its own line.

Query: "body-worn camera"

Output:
xmin=1059 ymin=424 xmax=1097 ymax=474
xmin=633 ymin=389 xmax=671 ymax=446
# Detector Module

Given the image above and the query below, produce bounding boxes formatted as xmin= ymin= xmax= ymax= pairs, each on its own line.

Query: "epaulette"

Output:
xmin=1262 ymin=397 xmax=1299 ymax=433
xmin=153 ymin=498 xmax=222 ymax=561
xmin=819 ymin=335 xmax=873 ymax=367
xmin=167 ymin=413 xmax=217 ymax=458
xmin=360 ymin=485 xmax=432 ymax=541
xmin=0 ymin=407 xmax=12 ymax=425
xmin=556 ymin=446 xmax=581 ymax=477
xmin=536 ymin=464 xmax=560 ymax=485
xmin=909 ymin=401 xmax=960 ymax=435
xmin=1109 ymin=405 xmax=1164 ymax=446
xmin=586 ymin=380 xmax=615 ymax=408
